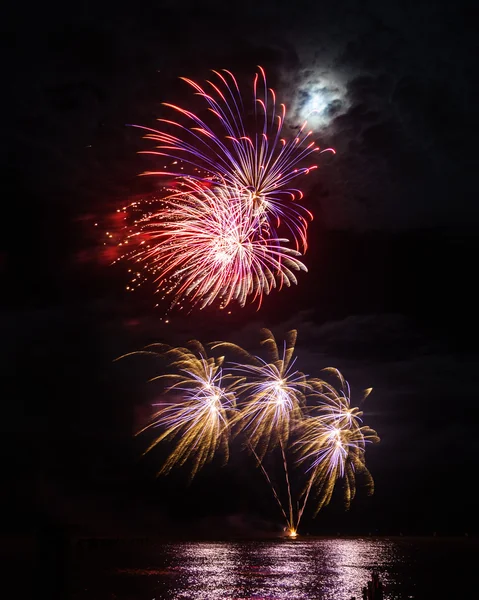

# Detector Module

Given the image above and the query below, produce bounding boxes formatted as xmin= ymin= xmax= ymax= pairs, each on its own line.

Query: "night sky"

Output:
xmin=3 ymin=0 xmax=479 ymax=538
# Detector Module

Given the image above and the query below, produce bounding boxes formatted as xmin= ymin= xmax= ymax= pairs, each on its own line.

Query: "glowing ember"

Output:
xmin=288 ymin=529 xmax=298 ymax=538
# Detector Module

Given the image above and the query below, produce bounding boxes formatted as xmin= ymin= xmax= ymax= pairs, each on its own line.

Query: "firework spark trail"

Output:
xmin=119 ymin=182 xmax=308 ymax=309
xmin=248 ymin=442 xmax=293 ymax=530
xmin=279 ymin=439 xmax=294 ymax=534
xmin=311 ymin=367 xmax=372 ymax=430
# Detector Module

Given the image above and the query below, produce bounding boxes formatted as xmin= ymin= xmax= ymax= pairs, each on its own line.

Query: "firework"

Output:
xmin=121 ymin=331 xmax=378 ymax=534
xmin=215 ymin=329 xmax=309 ymax=454
xmin=118 ymin=341 xmax=241 ymax=478
xmin=130 ymin=67 xmax=335 ymax=246
xmin=295 ymin=370 xmax=379 ymax=517
xmin=214 ymin=328 xmax=311 ymax=533
xmin=117 ymin=68 xmax=336 ymax=310
xmin=312 ymin=367 xmax=372 ymax=430
xmin=119 ymin=181 xmax=307 ymax=309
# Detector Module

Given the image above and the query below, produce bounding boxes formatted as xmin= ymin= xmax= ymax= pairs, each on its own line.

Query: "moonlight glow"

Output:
xmin=291 ymin=72 xmax=349 ymax=129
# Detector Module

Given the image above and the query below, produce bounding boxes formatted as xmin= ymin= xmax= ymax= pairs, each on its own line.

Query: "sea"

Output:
xmin=70 ymin=537 xmax=476 ymax=599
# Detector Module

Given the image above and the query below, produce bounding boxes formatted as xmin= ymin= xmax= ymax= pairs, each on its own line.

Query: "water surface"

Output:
xmin=73 ymin=537 xmax=476 ymax=599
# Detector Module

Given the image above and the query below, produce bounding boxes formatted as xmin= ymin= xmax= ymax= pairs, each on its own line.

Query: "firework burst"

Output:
xmin=296 ymin=370 xmax=379 ymax=516
xmin=215 ymin=329 xmax=309 ymax=454
xmin=118 ymin=341 xmax=241 ymax=478
xmin=117 ymin=181 xmax=307 ymax=309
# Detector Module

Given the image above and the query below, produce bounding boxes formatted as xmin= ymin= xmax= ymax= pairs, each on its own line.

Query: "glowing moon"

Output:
xmin=290 ymin=72 xmax=349 ymax=129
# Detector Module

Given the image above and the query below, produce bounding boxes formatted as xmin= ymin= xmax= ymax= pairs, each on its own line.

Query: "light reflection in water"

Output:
xmin=158 ymin=539 xmax=405 ymax=600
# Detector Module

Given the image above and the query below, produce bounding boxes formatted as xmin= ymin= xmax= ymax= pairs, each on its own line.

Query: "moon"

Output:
xmin=288 ymin=71 xmax=349 ymax=130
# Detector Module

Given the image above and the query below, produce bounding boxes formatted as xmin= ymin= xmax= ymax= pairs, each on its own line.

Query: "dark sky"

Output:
xmin=2 ymin=0 xmax=479 ymax=537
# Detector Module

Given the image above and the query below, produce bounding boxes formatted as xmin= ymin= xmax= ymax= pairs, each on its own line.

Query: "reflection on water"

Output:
xmin=109 ymin=539 xmax=406 ymax=599
xmin=74 ymin=537 xmax=476 ymax=599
